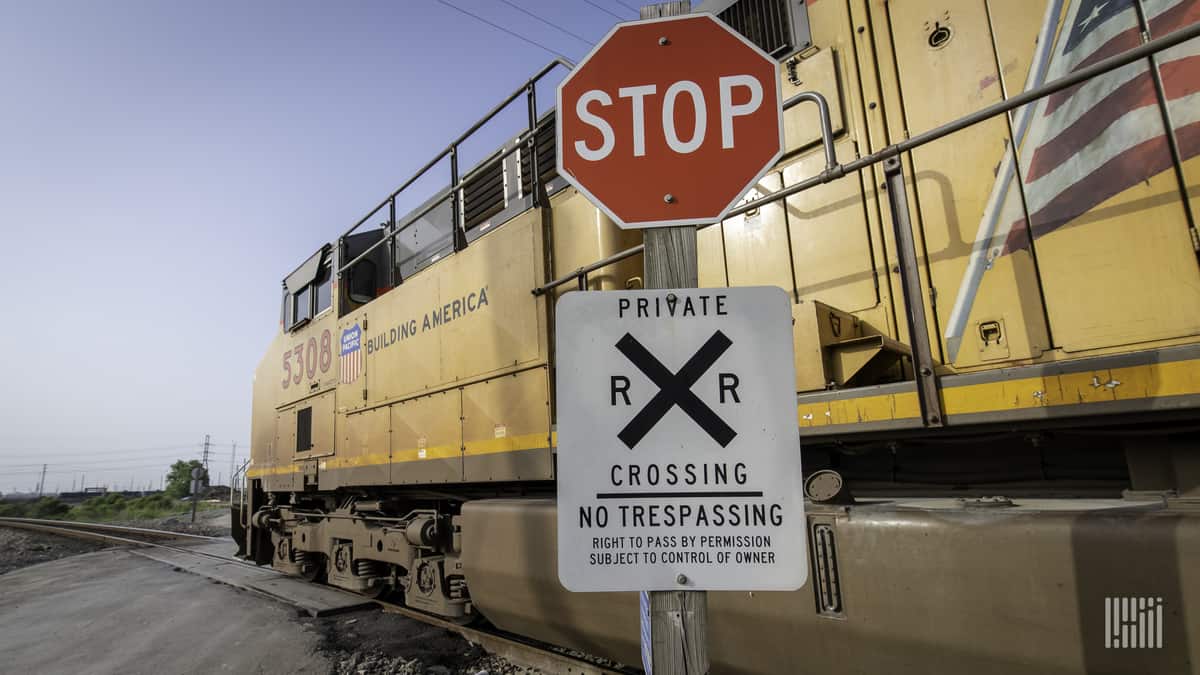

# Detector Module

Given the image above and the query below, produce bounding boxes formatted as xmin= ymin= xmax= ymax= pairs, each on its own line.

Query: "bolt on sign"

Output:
xmin=555 ymin=14 xmax=784 ymax=228
xmin=555 ymin=287 xmax=807 ymax=592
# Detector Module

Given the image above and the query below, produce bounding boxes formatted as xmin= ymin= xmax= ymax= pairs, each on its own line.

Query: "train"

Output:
xmin=235 ymin=0 xmax=1200 ymax=672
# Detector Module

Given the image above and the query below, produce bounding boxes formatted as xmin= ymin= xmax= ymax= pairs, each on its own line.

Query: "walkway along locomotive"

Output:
xmin=237 ymin=1 xmax=1200 ymax=672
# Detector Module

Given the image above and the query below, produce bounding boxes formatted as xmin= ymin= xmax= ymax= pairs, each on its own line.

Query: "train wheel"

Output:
xmin=296 ymin=551 xmax=325 ymax=582
xmin=355 ymin=559 xmax=393 ymax=599
xmin=360 ymin=581 xmax=391 ymax=599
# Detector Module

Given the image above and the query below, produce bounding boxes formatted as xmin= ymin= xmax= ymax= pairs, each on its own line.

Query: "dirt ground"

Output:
xmin=113 ymin=504 xmax=232 ymax=537
xmin=308 ymin=611 xmax=544 ymax=675
xmin=0 ymin=527 xmax=112 ymax=575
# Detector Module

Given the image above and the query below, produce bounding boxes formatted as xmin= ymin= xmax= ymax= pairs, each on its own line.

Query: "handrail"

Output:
xmin=338 ymin=57 xmax=574 ymax=244
xmin=532 ymin=88 xmax=838 ymax=296
xmin=728 ymin=18 xmax=1200 ymax=218
xmin=338 ymin=123 xmax=549 ymax=276
xmin=532 ymin=19 xmax=1200 ymax=296
xmin=788 ymin=91 xmax=838 ymax=173
xmin=230 ymin=458 xmax=250 ymax=509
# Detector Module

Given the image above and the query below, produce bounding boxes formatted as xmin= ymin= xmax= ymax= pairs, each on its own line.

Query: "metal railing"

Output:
xmin=532 ymin=19 xmax=1200 ymax=298
xmin=230 ymin=458 xmax=250 ymax=509
xmin=531 ymin=89 xmax=840 ymax=295
xmin=336 ymin=58 xmax=574 ymax=288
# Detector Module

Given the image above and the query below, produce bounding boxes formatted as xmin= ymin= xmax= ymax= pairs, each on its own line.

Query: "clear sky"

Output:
xmin=0 ymin=0 xmax=635 ymax=493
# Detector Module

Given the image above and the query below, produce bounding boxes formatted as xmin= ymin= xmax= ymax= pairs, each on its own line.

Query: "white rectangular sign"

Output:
xmin=555 ymin=287 xmax=806 ymax=592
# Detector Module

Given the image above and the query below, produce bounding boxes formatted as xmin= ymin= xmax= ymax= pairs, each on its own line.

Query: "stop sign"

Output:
xmin=556 ymin=14 xmax=783 ymax=229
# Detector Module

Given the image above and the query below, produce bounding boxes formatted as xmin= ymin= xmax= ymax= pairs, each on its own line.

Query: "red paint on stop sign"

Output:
xmin=556 ymin=14 xmax=783 ymax=229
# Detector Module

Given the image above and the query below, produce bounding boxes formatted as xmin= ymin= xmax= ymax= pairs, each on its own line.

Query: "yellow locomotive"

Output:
xmin=240 ymin=0 xmax=1200 ymax=672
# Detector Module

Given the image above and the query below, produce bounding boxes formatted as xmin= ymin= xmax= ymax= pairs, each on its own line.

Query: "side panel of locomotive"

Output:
xmin=251 ymin=208 xmax=549 ymax=489
xmin=696 ymin=0 xmax=1200 ymax=437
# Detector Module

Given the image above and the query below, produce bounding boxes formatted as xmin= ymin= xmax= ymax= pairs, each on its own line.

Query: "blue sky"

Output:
xmin=0 ymin=0 xmax=634 ymax=493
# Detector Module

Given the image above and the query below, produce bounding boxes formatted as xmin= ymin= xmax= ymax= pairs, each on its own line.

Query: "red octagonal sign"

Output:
xmin=557 ymin=14 xmax=783 ymax=229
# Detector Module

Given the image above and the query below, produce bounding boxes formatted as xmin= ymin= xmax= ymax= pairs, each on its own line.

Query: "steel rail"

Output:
xmin=532 ymin=19 xmax=1200 ymax=297
xmin=0 ymin=518 xmax=233 ymax=563
xmin=0 ymin=516 xmax=629 ymax=675
xmin=0 ymin=516 xmax=221 ymax=541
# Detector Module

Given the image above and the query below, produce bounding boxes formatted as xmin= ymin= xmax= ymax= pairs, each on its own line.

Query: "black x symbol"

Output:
xmin=615 ymin=331 xmax=737 ymax=449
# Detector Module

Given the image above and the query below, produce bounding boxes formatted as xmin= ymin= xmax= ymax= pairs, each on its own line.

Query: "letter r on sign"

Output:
xmin=611 ymin=376 xmax=631 ymax=406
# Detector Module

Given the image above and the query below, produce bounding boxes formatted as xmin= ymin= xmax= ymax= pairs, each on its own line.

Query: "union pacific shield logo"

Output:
xmin=340 ymin=324 xmax=362 ymax=384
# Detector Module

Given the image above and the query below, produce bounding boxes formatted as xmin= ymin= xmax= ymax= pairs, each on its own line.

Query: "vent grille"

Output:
xmin=461 ymin=113 xmax=557 ymax=231
xmin=718 ymin=0 xmax=793 ymax=56
xmin=812 ymin=523 xmax=844 ymax=616
xmin=462 ymin=156 xmax=506 ymax=231
xmin=520 ymin=113 xmax=558 ymax=197
xmin=296 ymin=407 xmax=313 ymax=452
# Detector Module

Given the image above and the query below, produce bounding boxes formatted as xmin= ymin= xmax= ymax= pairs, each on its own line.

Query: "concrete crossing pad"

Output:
xmin=133 ymin=543 xmax=377 ymax=617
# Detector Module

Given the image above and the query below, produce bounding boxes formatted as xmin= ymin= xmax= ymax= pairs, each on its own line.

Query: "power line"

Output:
xmin=433 ymin=0 xmax=574 ymax=60
xmin=4 ymin=457 xmax=212 ymax=472
xmin=0 ymin=438 xmax=247 ymax=452
xmin=2 ymin=459 xmax=248 ymax=475
xmin=0 ymin=441 xmax=248 ymax=462
xmin=612 ymin=0 xmax=640 ymax=12
xmin=0 ymin=452 xmax=204 ymax=467
xmin=0 ymin=457 xmax=201 ymax=472
xmin=0 ymin=442 xmax=203 ymax=456
xmin=581 ymin=0 xmax=629 ymax=21
xmin=0 ymin=456 xmax=248 ymax=476
xmin=0 ymin=463 xmax=182 ymax=476
xmin=493 ymin=0 xmax=595 ymax=46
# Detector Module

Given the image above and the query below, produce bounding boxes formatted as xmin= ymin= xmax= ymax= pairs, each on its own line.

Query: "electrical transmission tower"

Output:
xmin=202 ymin=434 xmax=211 ymax=474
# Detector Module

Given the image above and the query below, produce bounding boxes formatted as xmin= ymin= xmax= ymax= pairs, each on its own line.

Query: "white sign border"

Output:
xmin=554 ymin=286 xmax=807 ymax=593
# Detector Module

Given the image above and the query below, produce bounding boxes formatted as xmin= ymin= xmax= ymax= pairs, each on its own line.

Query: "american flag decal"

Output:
xmin=1009 ymin=0 xmax=1200 ymax=251
xmin=944 ymin=0 xmax=1199 ymax=359
xmin=340 ymin=323 xmax=362 ymax=385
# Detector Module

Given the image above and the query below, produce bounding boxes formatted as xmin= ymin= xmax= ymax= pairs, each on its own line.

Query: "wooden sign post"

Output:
xmin=640 ymin=7 xmax=705 ymax=669
xmin=645 ymin=222 xmax=708 ymax=675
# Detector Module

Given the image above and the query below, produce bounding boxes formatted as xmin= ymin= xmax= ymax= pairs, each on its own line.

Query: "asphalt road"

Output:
xmin=0 ymin=548 xmax=332 ymax=674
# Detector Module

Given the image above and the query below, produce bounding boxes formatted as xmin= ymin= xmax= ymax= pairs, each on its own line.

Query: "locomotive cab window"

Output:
xmin=339 ymin=227 xmax=394 ymax=316
xmin=293 ymin=286 xmax=313 ymax=325
xmin=282 ymin=245 xmax=332 ymax=332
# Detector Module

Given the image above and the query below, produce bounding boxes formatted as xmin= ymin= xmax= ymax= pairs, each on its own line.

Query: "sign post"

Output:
xmin=644 ymin=224 xmax=703 ymax=675
xmin=555 ymin=7 xmax=794 ymax=675
xmin=190 ymin=466 xmax=204 ymax=524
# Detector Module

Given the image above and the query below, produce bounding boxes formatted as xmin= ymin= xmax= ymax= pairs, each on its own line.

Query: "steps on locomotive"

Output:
xmin=793 ymin=299 xmax=912 ymax=392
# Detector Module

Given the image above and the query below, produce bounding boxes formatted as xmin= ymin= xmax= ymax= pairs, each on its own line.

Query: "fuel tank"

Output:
xmin=462 ymin=497 xmax=1200 ymax=674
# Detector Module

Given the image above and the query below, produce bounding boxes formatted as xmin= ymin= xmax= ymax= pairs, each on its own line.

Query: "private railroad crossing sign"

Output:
xmin=555 ymin=13 xmax=784 ymax=229
xmin=555 ymin=287 xmax=807 ymax=592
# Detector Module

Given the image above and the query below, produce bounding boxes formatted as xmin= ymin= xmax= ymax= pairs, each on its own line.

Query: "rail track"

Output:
xmin=0 ymin=517 xmax=631 ymax=675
